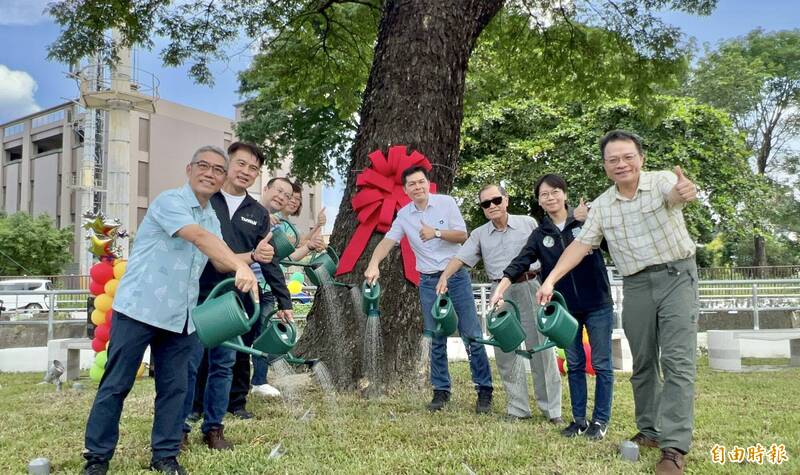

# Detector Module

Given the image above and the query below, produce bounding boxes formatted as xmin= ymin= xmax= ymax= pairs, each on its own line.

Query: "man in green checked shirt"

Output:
xmin=536 ymin=130 xmax=699 ymax=475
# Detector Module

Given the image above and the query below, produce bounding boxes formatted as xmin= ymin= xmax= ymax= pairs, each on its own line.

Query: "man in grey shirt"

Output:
xmin=436 ymin=184 xmax=562 ymax=422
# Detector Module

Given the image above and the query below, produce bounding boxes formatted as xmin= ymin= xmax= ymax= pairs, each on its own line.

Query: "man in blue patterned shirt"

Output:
xmin=82 ymin=146 xmax=258 ymax=475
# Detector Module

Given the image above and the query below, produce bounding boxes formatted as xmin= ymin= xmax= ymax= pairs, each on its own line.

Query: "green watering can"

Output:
xmin=469 ymin=300 xmax=526 ymax=353
xmin=282 ymin=247 xmax=351 ymax=288
xmin=192 ymin=278 xmax=261 ymax=348
xmin=272 ymin=219 xmax=300 ymax=260
xmin=252 ymin=314 xmax=298 ymax=355
xmin=425 ymin=293 xmax=458 ymax=338
xmin=528 ymin=290 xmax=579 ymax=354
xmin=361 ymin=280 xmax=381 ymax=317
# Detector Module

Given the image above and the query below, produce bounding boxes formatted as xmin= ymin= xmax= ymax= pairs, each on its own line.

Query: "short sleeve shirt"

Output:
xmin=456 ymin=215 xmax=540 ymax=280
xmin=385 ymin=194 xmax=467 ymax=274
xmin=576 ymin=170 xmax=695 ymax=276
xmin=113 ymin=183 xmax=222 ymax=333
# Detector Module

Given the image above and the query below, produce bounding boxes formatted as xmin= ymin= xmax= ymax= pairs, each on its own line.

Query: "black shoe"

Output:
xmin=83 ymin=461 xmax=109 ymax=475
xmin=475 ymin=389 xmax=492 ymax=414
xmin=585 ymin=420 xmax=608 ymax=440
xmin=427 ymin=390 xmax=450 ymax=412
xmin=561 ymin=420 xmax=589 ymax=438
xmin=150 ymin=457 xmax=187 ymax=475
xmin=186 ymin=411 xmax=201 ymax=423
xmin=229 ymin=408 xmax=254 ymax=420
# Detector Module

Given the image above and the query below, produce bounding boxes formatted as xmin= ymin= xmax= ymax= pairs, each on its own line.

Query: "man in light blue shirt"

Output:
xmin=365 ymin=166 xmax=493 ymax=414
xmin=82 ymin=146 xmax=258 ymax=475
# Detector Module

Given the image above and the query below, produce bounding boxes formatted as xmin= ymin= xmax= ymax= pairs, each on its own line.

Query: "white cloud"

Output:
xmin=0 ymin=0 xmax=51 ymax=26
xmin=0 ymin=65 xmax=41 ymax=123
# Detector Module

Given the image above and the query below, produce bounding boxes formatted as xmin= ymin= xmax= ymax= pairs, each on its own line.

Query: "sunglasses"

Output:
xmin=480 ymin=196 xmax=503 ymax=209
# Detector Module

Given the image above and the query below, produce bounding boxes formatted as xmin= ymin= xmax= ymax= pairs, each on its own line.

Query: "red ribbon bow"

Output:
xmin=336 ymin=145 xmax=437 ymax=285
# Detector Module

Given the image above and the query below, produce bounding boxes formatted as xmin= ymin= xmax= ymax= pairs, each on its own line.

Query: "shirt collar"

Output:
xmin=412 ymin=194 xmax=436 ymax=212
xmin=614 ymin=171 xmax=652 ymax=201
xmin=488 ymin=213 xmax=518 ymax=234
xmin=180 ymin=182 xmax=203 ymax=209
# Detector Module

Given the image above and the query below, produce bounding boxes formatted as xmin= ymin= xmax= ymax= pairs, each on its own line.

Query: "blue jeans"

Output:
xmin=419 ymin=268 xmax=492 ymax=392
xmin=183 ymin=337 xmax=236 ymax=433
xmin=251 ymin=292 xmax=276 ymax=386
xmin=84 ymin=311 xmax=195 ymax=464
xmin=565 ymin=305 xmax=614 ymax=424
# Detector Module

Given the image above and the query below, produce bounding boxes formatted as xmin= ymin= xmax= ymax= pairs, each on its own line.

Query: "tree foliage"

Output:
xmin=456 ymin=95 xmax=766 ymax=248
xmin=0 ymin=213 xmax=74 ymax=275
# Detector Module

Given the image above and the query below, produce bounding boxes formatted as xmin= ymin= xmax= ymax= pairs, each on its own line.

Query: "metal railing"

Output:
xmin=698 ymin=266 xmax=800 ymax=280
xmin=0 ymin=289 xmax=90 ymax=341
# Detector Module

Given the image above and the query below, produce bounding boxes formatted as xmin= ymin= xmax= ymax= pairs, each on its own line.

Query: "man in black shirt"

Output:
xmin=181 ymin=142 xmax=292 ymax=450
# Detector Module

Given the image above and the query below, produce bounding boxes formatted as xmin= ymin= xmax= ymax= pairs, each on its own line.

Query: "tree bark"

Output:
xmin=294 ymin=0 xmax=503 ymax=389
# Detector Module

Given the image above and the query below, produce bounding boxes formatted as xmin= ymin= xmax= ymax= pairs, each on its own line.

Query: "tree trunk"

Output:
xmin=294 ymin=0 xmax=503 ymax=389
xmin=753 ymin=234 xmax=767 ymax=268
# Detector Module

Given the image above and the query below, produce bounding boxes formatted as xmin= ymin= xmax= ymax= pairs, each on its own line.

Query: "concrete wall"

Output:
xmin=31 ymin=152 xmax=60 ymax=218
xmin=2 ymin=162 xmax=19 ymax=213
xmin=0 ymin=321 xmax=86 ymax=349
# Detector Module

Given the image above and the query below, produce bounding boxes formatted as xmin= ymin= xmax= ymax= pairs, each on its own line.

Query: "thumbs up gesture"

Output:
xmin=419 ymin=221 xmax=436 ymax=241
xmin=252 ymin=231 xmax=275 ymax=263
xmin=672 ymin=166 xmax=697 ymax=203
xmin=574 ymin=197 xmax=589 ymax=222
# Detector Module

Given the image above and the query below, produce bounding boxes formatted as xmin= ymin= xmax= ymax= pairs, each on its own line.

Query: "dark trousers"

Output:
xmin=84 ymin=311 xmax=195 ymax=464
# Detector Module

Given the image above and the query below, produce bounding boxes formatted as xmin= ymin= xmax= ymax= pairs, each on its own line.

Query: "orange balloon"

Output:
xmin=91 ymin=309 xmax=107 ymax=326
xmin=104 ymin=279 xmax=119 ymax=297
xmin=136 ymin=362 xmax=146 ymax=378
xmin=94 ymin=293 xmax=113 ymax=313
xmin=582 ymin=328 xmax=589 ymax=344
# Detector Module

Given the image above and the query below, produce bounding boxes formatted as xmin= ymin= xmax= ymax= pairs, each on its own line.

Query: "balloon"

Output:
xmin=287 ymin=280 xmax=303 ymax=295
xmin=94 ymin=293 xmax=113 ymax=313
xmin=104 ymin=279 xmax=119 ymax=297
xmin=91 ymin=337 xmax=106 ymax=353
xmin=290 ymin=272 xmax=305 ymax=283
xmin=557 ymin=356 xmax=566 ymax=375
xmin=105 ymin=340 xmax=110 ymax=351
xmin=106 ymin=310 xmax=114 ymax=326
xmin=90 ymin=262 xmax=115 ymax=285
xmin=113 ymin=260 xmax=127 ymax=279
xmin=95 ymin=323 xmax=111 ymax=342
xmin=89 ymin=279 xmax=105 ymax=296
xmin=89 ymin=233 xmax=117 ymax=258
xmin=83 ymin=211 xmax=122 ymax=237
xmin=584 ymin=342 xmax=595 ymax=376
xmin=94 ymin=350 xmax=108 ymax=368
xmin=582 ymin=328 xmax=589 ymax=344
xmin=136 ymin=362 xmax=146 ymax=378
xmin=91 ymin=309 xmax=107 ymax=326
xmin=556 ymin=348 xmax=566 ymax=360
xmin=89 ymin=364 xmax=104 ymax=382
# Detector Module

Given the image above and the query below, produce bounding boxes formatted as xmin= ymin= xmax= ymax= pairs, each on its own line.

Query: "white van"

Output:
xmin=0 ymin=279 xmax=52 ymax=311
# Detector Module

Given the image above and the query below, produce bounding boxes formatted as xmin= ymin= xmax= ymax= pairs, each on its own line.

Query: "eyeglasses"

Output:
xmin=604 ymin=154 xmax=640 ymax=166
xmin=233 ymin=158 xmax=261 ymax=174
xmin=191 ymin=160 xmax=227 ymax=177
xmin=480 ymin=196 xmax=503 ymax=209
xmin=538 ymin=189 xmax=563 ymax=200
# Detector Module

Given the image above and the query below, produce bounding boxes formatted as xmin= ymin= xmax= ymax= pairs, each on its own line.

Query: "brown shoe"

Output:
xmin=630 ymin=431 xmax=659 ymax=448
xmin=655 ymin=448 xmax=685 ymax=475
xmin=202 ymin=426 xmax=233 ymax=451
xmin=180 ymin=432 xmax=189 ymax=452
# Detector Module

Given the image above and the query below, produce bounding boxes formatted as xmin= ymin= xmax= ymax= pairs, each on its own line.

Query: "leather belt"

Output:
xmin=633 ymin=263 xmax=668 ymax=276
xmin=493 ymin=270 xmax=538 ymax=284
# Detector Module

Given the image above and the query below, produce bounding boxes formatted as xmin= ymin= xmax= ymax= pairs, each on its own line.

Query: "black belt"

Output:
xmin=493 ymin=270 xmax=538 ymax=284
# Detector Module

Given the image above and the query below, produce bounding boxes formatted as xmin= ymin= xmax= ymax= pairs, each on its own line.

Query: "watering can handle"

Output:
xmin=279 ymin=218 xmax=300 ymax=247
xmin=551 ymin=290 xmax=567 ymax=310
xmin=206 ymin=277 xmax=261 ymax=328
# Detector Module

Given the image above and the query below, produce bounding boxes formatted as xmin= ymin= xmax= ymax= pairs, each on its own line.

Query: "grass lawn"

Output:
xmin=0 ymin=357 xmax=797 ymax=474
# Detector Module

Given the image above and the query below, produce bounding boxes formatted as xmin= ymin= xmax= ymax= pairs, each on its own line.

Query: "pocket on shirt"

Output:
xmin=603 ymin=214 xmax=625 ymax=242
xmin=641 ymin=197 xmax=666 ymax=232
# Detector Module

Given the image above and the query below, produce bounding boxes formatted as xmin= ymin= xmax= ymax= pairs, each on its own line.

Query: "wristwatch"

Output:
xmin=434 ymin=228 xmax=442 ymax=239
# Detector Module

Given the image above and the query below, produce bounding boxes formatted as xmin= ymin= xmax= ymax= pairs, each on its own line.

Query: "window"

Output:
xmin=32 ymin=110 xmax=65 ymax=129
xmin=138 ymin=118 xmax=150 ymax=151
xmin=137 ymin=162 xmax=149 ymax=196
xmin=3 ymin=123 xmax=24 ymax=137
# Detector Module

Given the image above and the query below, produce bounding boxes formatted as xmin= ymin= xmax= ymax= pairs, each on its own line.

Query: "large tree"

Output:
xmin=0 ymin=212 xmax=74 ymax=275
xmin=689 ymin=29 xmax=800 ymax=266
xmin=49 ymin=0 xmax=716 ymax=388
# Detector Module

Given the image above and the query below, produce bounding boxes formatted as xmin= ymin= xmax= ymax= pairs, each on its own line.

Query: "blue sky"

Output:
xmin=1 ymin=0 xmax=798 ymax=228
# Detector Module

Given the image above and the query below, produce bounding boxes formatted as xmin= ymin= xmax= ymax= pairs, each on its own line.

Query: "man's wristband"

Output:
xmin=250 ymin=250 xmax=258 ymax=263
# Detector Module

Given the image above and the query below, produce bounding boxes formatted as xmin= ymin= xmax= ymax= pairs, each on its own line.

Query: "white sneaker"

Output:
xmin=252 ymin=383 xmax=281 ymax=398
